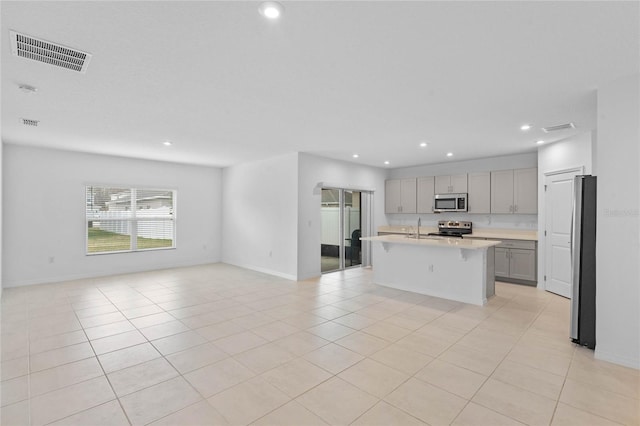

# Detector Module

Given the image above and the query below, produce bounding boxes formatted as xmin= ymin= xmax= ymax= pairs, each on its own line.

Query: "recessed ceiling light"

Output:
xmin=259 ymin=1 xmax=284 ymax=19
xmin=446 ymin=152 xmax=453 ymax=157
xmin=384 ymin=161 xmax=390 ymax=165
xmin=536 ymin=140 xmax=545 ymax=145
xmin=352 ymin=154 xmax=359 ymax=158
xmin=163 ymin=141 xmax=172 ymax=146
xmin=520 ymin=124 xmax=531 ymax=131
xmin=419 ymin=142 xmax=428 ymax=148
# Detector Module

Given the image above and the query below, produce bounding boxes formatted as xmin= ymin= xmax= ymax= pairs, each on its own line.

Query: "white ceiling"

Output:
xmin=1 ymin=1 xmax=638 ymax=169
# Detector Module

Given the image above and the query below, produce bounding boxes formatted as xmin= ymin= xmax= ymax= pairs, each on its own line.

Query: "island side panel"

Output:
xmin=371 ymin=243 xmax=490 ymax=305
xmin=486 ymin=246 xmax=495 ymax=298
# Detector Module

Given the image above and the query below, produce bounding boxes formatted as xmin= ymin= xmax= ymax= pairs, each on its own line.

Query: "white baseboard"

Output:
xmin=595 ymin=348 xmax=640 ymax=370
xmin=222 ymin=260 xmax=297 ymax=281
xmin=2 ymin=258 xmax=219 ymax=288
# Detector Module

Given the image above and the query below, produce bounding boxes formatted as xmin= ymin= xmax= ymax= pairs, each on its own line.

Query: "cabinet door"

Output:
xmin=450 ymin=174 xmax=468 ymax=193
xmin=491 ymin=169 xmax=514 ymax=213
xmin=434 ymin=175 xmax=451 ymax=193
xmin=514 ymin=168 xmax=538 ymax=214
xmin=385 ymin=180 xmax=401 ymax=213
xmin=467 ymin=172 xmax=490 ymax=213
xmin=417 ymin=176 xmax=435 ymax=213
xmin=495 ymin=248 xmax=510 ymax=278
xmin=400 ymin=178 xmax=417 ymax=213
xmin=509 ymin=248 xmax=537 ymax=281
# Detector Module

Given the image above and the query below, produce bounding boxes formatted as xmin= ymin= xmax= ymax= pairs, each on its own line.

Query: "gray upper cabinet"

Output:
xmin=385 ymin=178 xmax=417 ymax=213
xmin=491 ymin=168 xmax=537 ymax=214
xmin=514 ymin=168 xmax=538 ymax=214
xmin=435 ymin=174 xmax=468 ymax=193
xmin=467 ymin=172 xmax=491 ymax=214
xmin=417 ymin=176 xmax=435 ymax=213
xmin=490 ymin=169 xmax=515 ymax=213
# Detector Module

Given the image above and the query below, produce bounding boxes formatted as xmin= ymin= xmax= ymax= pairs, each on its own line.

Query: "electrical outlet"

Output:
xmin=48 ymin=256 xmax=55 ymax=264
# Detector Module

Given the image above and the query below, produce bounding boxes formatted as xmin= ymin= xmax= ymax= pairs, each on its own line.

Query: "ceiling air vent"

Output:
xmin=542 ymin=122 xmax=575 ymax=133
xmin=10 ymin=30 xmax=92 ymax=73
xmin=22 ymin=118 xmax=39 ymax=127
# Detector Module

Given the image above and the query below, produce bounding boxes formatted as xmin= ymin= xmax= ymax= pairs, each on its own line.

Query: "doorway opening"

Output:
xmin=321 ymin=188 xmax=372 ymax=273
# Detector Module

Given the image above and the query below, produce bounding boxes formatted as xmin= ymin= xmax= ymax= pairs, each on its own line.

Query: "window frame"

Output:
xmin=85 ymin=185 xmax=177 ymax=255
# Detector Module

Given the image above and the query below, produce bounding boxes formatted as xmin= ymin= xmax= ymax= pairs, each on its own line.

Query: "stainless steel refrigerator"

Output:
xmin=570 ymin=175 xmax=597 ymax=349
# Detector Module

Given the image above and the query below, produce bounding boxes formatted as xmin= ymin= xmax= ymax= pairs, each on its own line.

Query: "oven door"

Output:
xmin=434 ymin=194 xmax=467 ymax=212
xmin=434 ymin=195 xmax=458 ymax=212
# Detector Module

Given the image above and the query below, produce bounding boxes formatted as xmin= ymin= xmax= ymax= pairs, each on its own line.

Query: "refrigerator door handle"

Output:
xmin=570 ymin=177 xmax=583 ymax=341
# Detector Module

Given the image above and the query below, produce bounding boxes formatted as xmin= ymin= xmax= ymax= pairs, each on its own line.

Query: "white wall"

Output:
xmin=595 ymin=73 xmax=640 ymax=369
xmin=386 ymin=153 xmax=538 ymax=230
xmin=222 ymin=152 xmax=299 ymax=280
xmin=0 ymin=141 xmax=3 ymax=298
xmin=388 ymin=152 xmax=537 ymax=179
xmin=537 ymin=131 xmax=594 ymax=288
xmin=2 ymin=145 xmax=222 ymax=287
xmin=297 ymin=153 xmax=388 ymax=280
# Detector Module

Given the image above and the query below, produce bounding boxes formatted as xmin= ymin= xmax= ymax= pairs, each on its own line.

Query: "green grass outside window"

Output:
xmin=87 ymin=228 xmax=172 ymax=253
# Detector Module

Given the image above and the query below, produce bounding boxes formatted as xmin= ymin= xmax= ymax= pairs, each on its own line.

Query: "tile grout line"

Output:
xmin=5 ymin=269 xmax=636 ymax=425
xmin=67 ymin=284 xmax=135 ymax=426
xmin=455 ymin=291 xmax=564 ymax=425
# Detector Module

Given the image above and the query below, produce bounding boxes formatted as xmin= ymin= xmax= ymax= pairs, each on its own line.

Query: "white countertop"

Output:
xmin=362 ymin=234 xmax=502 ymax=250
xmin=377 ymin=226 xmax=537 ymax=241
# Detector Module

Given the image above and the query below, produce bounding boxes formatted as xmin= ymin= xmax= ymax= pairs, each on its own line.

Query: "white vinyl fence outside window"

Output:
xmin=86 ymin=186 xmax=175 ymax=254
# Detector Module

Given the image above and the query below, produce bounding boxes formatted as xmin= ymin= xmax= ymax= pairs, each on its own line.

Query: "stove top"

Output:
xmin=428 ymin=220 xmax=472 ymax=238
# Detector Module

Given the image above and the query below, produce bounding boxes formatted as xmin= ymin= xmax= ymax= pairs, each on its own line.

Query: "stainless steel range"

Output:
xmin=428 ymin=220 xmax=472 ymax=238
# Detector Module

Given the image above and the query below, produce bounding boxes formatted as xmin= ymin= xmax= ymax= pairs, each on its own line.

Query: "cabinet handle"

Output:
xmin=509 ymin=205 xmax=513 ymax=213
xmin=514 ymin=205 xmax=518 ymax=212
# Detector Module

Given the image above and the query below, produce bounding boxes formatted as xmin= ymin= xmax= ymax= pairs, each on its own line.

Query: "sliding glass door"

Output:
xmin=321 ymin=188 xmax=371 ymax=273
xmin=344 ymin=190 xmax=362 ymax=268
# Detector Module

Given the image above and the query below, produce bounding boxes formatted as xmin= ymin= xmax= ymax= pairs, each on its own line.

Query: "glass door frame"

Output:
xmin=321 ymin=186 xmax=372 ymax=274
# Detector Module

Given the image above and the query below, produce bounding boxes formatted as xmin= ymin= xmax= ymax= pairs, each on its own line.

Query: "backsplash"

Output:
xmin=386 ymin=213 xmax=538 ymax=230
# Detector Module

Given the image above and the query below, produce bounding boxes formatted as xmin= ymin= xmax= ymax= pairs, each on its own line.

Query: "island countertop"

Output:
xmin=377 ymin=226 xmax=537 ymax=241
xmin=362 ymin=234 xmax=502 ymax=250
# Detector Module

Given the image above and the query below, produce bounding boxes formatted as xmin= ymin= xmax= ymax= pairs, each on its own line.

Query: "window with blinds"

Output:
xmin=86 ymin=186 xmax=175 ymax=254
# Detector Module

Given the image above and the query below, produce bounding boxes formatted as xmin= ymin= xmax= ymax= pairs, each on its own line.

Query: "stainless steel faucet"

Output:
xmin=417 ymin=218 xmax=421 ymax=240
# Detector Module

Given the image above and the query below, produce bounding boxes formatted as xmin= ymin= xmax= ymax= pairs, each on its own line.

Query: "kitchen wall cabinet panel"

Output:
xmin=435 ymin=174 xmax=468 ymax=194
xmin=385 ymin=180 xmax=401 ymax=214
xmin=514 ymin=168 xmax=538 ymax=214
xmin=417 ymin=176 xmax=435 ymax=214
xmin=490 ymin=170 xmax=515 ymax=213
xmin=491 ymin=168 xmax=537 ymax=214
xmin=385 ymin=178 xmax=417 ymax=213
xmin=467 ymin=172 xmax=491 ymax=214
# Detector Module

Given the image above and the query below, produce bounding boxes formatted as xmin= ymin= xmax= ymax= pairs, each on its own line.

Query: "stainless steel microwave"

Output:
xmin=434 ymin=193 xmax=468 ymax=212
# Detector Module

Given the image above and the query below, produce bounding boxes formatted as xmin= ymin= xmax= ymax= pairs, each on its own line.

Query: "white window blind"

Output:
xmin=86 ymin=186 xmax=175 ymax=254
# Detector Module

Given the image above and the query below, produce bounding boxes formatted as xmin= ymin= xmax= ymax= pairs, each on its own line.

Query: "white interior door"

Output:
xmin=544 ymin=171 xmax=579 ymax=298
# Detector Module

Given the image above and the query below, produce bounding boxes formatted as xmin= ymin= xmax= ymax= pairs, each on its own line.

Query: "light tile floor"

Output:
xmin=1 ymin=264 xmax=639 ymax=425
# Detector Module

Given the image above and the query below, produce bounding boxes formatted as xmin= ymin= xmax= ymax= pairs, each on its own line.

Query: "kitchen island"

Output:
xmin=362 ymin=235 xmax=502 ymax=305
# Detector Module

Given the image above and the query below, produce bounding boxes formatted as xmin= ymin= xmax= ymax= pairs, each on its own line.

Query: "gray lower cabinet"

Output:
xmin=495 ymin=247 xmax=510 ymax=277
xmin=495 ymin=239 xmax=537 ymax=284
